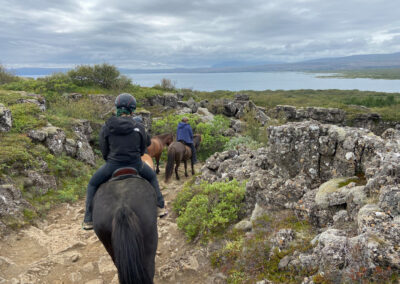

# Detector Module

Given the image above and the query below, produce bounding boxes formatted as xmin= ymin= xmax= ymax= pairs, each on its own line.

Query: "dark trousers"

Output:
xmin=83 ymin=160 xmax=164 ymax=223
xmin=187 ymin=143 xmax=197 ymax=163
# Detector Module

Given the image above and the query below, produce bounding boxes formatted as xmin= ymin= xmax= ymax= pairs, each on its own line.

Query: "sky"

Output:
xmin=1 ymin=0 xmax=400 ymax=69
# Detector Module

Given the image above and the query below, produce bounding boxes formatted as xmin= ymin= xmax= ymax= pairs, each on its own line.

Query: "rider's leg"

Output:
xmin=189 ymin=143 xmax=197 ymax=164
xmin=83 ymin=162 xmax=119 ymax=225
xmin=139 ymin=162 xmax=165 ymax=209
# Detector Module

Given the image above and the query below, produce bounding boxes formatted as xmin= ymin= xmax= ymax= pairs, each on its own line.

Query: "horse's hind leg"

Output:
xmin=175 ymin=160 xmax=180 ymax=180
xmin=184 ymin=160 xmax=188 ymax=177
xmin=155 ymin=154 xmax=161 ymax=174
xmin=191 ymin=160 xmax=195 ymax=176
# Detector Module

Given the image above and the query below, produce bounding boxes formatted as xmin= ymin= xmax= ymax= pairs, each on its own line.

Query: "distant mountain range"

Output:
xmin=10 ymin=52 xmax=400 ymax=75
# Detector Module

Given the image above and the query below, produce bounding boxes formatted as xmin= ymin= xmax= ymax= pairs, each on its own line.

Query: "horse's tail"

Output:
xmin=165 ymin=147 xmax=175 ymax=182
xmin=112 ymin=206 xmax=152 ymax=284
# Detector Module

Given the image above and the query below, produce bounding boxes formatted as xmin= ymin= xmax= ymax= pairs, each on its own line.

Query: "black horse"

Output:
xmin=93 ymin=170 xmax=158 ymax=284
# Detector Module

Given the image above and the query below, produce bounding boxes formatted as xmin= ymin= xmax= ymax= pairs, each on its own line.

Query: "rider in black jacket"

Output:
xmin=82 ymin=93 xmax=166 ymax=230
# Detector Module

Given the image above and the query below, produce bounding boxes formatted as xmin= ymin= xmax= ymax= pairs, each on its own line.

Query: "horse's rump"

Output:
xmin=141 ymin=153 xmax=154 ymax=170
xmin=93 ymin=177 xmax=158 ymax=283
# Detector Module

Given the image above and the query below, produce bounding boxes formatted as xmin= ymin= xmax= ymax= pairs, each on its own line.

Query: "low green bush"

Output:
xmin=9 ymin=103 xmax=46 ymax=133
xmin=0 ymin=65 xmax=19 ymax=84
xmin=223 ymin=136 xmax=263 ymax=151
xmin=195 ymin=115 xmax=230 ymax=160
xmin=174 ymin=179 xmax=246 ymax=241
xmin=0 ymin=133 xmax=36 ymax=175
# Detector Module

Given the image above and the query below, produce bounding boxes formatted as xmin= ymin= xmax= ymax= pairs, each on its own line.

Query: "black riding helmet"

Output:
xmin=115 ymin=93 xmax=137 ymax=113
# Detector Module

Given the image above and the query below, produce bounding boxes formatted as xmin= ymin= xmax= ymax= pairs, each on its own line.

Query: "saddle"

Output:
xmin=110 ymin=167 xmax=142 ymax=182
xmin=178 ymin=140 xmax=191 ymax=152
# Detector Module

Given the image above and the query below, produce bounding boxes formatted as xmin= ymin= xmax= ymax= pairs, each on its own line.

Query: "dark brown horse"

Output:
xmin=147 ymin=133 xmax=174 ymax=174
xmin=165 ymin=134 xmax=201 ymax=182
xmin=93 ymin=170 xmax=158 ymax=284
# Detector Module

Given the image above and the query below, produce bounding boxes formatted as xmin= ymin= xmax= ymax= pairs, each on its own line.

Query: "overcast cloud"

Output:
xmin=1 ymin=0 xmax=400 ymax=68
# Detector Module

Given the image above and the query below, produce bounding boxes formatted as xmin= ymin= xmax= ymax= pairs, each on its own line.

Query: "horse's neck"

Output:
xmin=158 ymin=133 xmax=171 ymax=143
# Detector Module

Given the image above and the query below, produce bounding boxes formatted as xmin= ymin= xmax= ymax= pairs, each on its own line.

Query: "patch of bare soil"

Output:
xmin=0 ymin=165 xmax=225 ymax=284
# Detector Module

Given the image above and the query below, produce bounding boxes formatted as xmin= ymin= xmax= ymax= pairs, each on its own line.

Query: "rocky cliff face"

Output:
xmin=0 ymin=103 xmax=12 ymax=132
xmin=199 ymin=121 xmax=400 ymax=281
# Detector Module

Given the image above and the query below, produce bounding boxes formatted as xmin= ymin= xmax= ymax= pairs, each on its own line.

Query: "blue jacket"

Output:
xmin=176 ymin=122 xmax=193 ymax=144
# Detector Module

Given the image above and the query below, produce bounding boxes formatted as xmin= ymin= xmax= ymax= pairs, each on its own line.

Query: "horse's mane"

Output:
xmin=154 ymin=132 xmax=173 ymax=139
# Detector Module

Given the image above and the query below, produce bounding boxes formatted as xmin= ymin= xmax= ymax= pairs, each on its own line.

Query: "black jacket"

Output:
xmin=99 ymin=116 xmax=150 ymax=164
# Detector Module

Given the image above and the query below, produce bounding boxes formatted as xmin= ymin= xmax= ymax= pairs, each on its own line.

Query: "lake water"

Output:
xmin=125 ymin=72 xmax=400 ymax=93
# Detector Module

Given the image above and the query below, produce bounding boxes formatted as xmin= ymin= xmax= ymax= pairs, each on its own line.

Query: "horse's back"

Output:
xmin=147 ymin=138 xmax=162 ymax=157
xmin=93 ymin=177 xmax=157 ymax=230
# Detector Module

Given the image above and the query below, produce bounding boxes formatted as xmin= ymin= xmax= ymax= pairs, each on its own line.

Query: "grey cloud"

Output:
xmin=1 ymin=0 xmax=400 ymax=68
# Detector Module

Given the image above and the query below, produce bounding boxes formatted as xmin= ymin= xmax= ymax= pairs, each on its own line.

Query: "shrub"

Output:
xmin=223 ymin=135 xmax=263 ymax=151
xmin=2 ymin=78 xmax=45 ymax=92
xmin=3 ymin=73 xmax=76 ymax=94
xmin=9 ymin=103 xmax=46 ymax=133
xmin=36 ymin=72 xmax=75 ymax=94
xmin=67 ymin=65 xmax=95 ymax=86
xmin=174 ymin=179 xmax=246 ymax=241
xmin=153 ymin=78 xmax=176 ymax=91
xmin=0 ymin=65 xmax=19 ymax=84
xmin=243 ymin=110 xmax=269 ymax=145
xmin=195 ymin=115 xmax=230 ymax=160
xmin=0 ymin=133 xmax=36 ymax=174
xmin=67 ymin=63 xmax=128 ymax=89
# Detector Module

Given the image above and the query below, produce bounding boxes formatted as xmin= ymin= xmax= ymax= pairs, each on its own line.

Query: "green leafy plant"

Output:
xmin=9 ymin=103 xmax=46 ymax=133
xmin=223 ymin=135 xmax=263 ymax=151
xmin=174 ymin=179 xmax=246 ymax=241
xmin=195 ymin=115 xmax=230 ymax=160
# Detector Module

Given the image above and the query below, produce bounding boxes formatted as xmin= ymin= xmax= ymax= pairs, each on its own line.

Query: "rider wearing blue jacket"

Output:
xmin=176 ymin=117 xmax=197 ymax=164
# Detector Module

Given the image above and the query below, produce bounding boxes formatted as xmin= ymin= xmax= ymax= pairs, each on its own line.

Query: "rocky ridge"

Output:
xmin=198 ymin=121 xmax=400 ymax=281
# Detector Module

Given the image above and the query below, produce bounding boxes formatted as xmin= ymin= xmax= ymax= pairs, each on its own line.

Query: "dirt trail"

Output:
xmin=0 ymin=165 xmax=224 ymax=284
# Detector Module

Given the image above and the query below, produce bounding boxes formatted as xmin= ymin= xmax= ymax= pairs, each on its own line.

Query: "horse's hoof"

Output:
xmin=157 ymin=207 xmax=169 ymax=218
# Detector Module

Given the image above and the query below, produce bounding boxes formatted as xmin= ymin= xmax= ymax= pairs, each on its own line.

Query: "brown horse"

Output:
xmin=147 ymin=133 xmax=174 ymax=174
xmin=141 ymin=153 xmax=155 ymax=171
xmin=165 ymin=134 xmax=201 ymax=182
